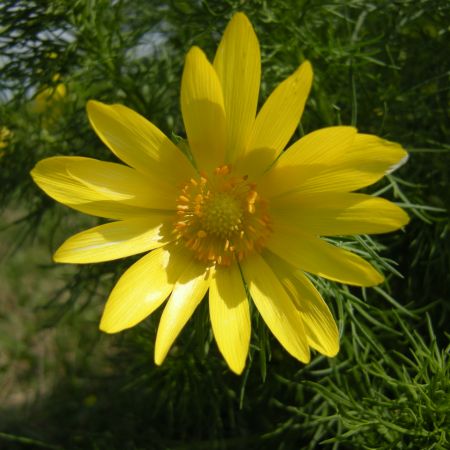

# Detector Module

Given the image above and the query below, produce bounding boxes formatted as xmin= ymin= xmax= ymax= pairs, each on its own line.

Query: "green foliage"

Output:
xmin=1 ymin=0 xmax=449 ymax=449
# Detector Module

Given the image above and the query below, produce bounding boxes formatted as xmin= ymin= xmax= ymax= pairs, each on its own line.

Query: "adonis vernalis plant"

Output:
xmin=31 ymin=13 xmax=409 ymax=374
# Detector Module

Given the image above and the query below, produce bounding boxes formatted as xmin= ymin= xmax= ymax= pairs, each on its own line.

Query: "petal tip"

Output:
xmin=295 ymin=59 xmax=314 ymax=93
xmin=29 ymin=165 xmax=39 ymax=181
xmin=296 ymin=346 xmax=311 ymax=364
xmin=86 ymin=99 xmax=101 ymax=112
xmin=154 ymin=351 xmax=165 ymax=366
xmin=398 ymin=208 xmax=411 ymax=228
xmin=52 ymin=251 xmax=64 ymax=263
xmin=186 ymin=45 xmax=204 ymax=59
xmin=225 ymin=12 xmax=257 ymax=41
xmin=227 ymin=359 xmax=246 ymax=375
xmin=53 ymin=247 xmax=79 ymax=264
xmin=299 ymin=59 xmax=313 ymax=77
xmin=386 ymin=152 xmax=409 ymax=174
xmin=328 ymin=348 xmax=340 ymax=358
xmin=99 ymin=320 xmax=119 ymax=334
xmin=323 ymin=339 xmax=340 ymax=358
xmin=231 ymin=12 xmax=251 ymax=25
xmin=370 ymin=271 xmax=385 ymax=286
xmin=86 ymin=99 xmax=114 ymax=121
xmin=154 ymin=334 xmax=171 ymax=367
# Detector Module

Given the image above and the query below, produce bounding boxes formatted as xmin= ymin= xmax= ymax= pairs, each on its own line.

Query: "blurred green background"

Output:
xmin=0 ymin=0 xmax=449 ymax=449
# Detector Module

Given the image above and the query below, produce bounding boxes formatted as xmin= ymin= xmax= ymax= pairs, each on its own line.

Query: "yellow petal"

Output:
xmin=181 ymin=46 xmax=226 ymax=172
xmin=267 ymin=225 xmax=383 ymax=286
xmin=276 ymin=126 xmax=357 ymax=166
xmin=209 ymin=263 xmax=251 ymax=374
xmin=154 ymin=259 xmax=210 ymax=365
xmin=100 ymin=244 xmax=190 ymax=333
xmin=272 ymin=192 xmax=409 ymax=236
xmin=259 ymin=126 xmax=357 ymax=197
xmin=213 ymin=13 xmax=260 ymax=164
xmin=241 ymin=253 xmax=310 ymax=363
xmin=293 ymin=272 xmax=339 ymax=356
xmin=264 ymin=252 xmax=339 ymax=356
xmin=87 ymin=100 xmax=195 ymax=183
xmin=260 ymin=130 xmax=408 ymax=196
xmin=31 ymin=156 xmax=173 ymax=219
xmin=239 ymin=61 xmax=313 ymax=177
xmin=55 ymin=83 xmax=66 ymax=99
xmin=54 ymin=215 xmax=173 ymax=264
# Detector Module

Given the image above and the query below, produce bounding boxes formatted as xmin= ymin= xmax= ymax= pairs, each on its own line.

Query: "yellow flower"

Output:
xmin=0 ymin=126 xmax=12 ymax=149
xmin=0 ymin=126 xmax=12 ymax=157
xmin=30 ymin=74 xmax=66 ymax=117
xmin=30 ymin=13 xmax=409 ymax=374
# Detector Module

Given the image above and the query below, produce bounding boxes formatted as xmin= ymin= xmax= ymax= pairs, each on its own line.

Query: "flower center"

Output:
xmin=202 ymin=192 xmax=242 ymax=237
xmin=174 ymin=165 xmax=272 ymax=266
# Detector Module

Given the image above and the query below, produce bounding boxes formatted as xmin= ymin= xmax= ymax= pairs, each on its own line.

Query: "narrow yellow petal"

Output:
xmin=154 ymin=260 xmax=210 ymax=365
xmin=240 ymin=61 xmax=313 ymax=177
xmin=294 ymin=134 xmax=409 ymax=193
xmin=293 ymin=272 xmax=340 ymax=356
xmin=87 ymin=100 xmax=196 ymax=183
xmin=31 ymin=156 xmax=173 ymax=219
xmin=272 ymin=192 xmax=409 ymax=236
xmin=264 ymin=252 xmax=339 ymax=357
xmin=99 ymin=245 xmax=190 ymax=333
xmin=241 ymin=253 xmax=310 ymax=363
xmin=181 ymin=46 xmax=226 ymax=171
xmin=213 ymin=13 xmax=260 ymax=164
xmin=54 ymin=215 xmax=173 ymax=264
xmin=260 ymin=130 xmax=408 ymax=196
xmin=209 ymin=263 xmax=251 ymax=374
xmin=267 ymin=225 xmax=383 ymax=286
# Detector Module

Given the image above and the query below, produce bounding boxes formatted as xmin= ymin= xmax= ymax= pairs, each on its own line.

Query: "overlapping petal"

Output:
xmin=213 ymin=12 xmax=260 ymax=164
xmin=241 ymin=253 xmax=310 ymax=363
xmin=155 ymin=259 xmax=210 ymax=365
xmin=54 ymin=215 xmax=173 ymax=264
xmin=181 ymin=46 xmax=226 ymax=172
xmin=209 ymin=263 xmax=251 ymax=374
xmin=100 ymin=245 xmax=190 ymax=333
xmin=239 ymin=61 xmax=313 ymax=177
xmin=87 ymin=100 xmax=196 ymax=184
xmin=259 ymin=126 xmax=356 ymax=196
xmin=267 ymin=224 xmax=383 ymax=286
xmin=260 ymin=129 xmax=408 ymax=197
xmin=272 ymin=192 xmax=409 ymax=236
xmin=31 ymin=156 xmax=172 ymax=219
xmin=29 ymin=12 xmax=412 ymax=374
xmin=264 ymin=252 xmax=339 ymax=356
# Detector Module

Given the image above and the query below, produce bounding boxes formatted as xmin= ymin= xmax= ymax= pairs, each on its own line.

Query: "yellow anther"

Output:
xmin=247 ymin=190 xmax=258 ymax=204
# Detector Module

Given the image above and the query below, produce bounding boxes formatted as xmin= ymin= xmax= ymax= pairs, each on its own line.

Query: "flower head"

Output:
xmin=0 ymin=126 xmax=12 ymax=156
xmin=29 ymin=74 xmax=66 ymax=118
xmin=31 ymin=13 xmax=409 ymax=374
